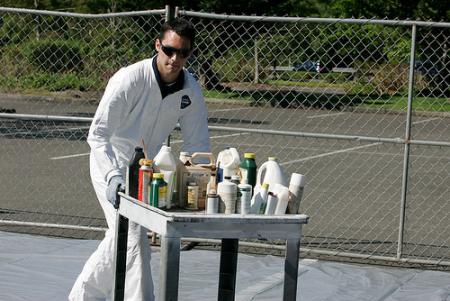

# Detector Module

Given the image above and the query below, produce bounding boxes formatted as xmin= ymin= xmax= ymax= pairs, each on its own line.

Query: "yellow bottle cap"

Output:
xmin=244 ymin=153 xmax=256 ymax=159
xmin=262 ymin=183 xmax=269 ymax=189
xmin=140 ymin=159 xmax=153 ymax=166
xmin=153 ymin=173 xmax=164 ymax=179
xmin=268 ymin=157 xmax=277 ymax=161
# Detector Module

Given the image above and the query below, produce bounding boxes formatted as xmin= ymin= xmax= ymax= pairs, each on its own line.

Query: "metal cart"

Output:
xmin=112 ymin=193 xmax=309 ymax=301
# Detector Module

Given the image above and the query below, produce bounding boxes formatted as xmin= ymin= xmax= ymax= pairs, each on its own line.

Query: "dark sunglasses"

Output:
xmin=161 ymin=44 xmax=191 ymax=59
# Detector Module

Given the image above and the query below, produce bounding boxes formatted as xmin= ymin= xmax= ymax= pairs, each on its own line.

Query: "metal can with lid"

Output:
xmin=187 ymin=182 xmax=199 ymax=210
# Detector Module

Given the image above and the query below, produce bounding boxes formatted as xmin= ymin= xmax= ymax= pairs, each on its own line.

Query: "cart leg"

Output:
xmin=218 ymin=238 xmax=239 ymax=301
xmin=112 ymin=212 xmax=129 ymax=301
xmin=159 ymin=236 xmax=181 ymax=301
xmin=283 ymin=238 xmax=301 ymax=301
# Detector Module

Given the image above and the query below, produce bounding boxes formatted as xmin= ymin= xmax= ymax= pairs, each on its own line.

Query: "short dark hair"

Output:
xmin=159 ymin=18 xmax=195 ymax=47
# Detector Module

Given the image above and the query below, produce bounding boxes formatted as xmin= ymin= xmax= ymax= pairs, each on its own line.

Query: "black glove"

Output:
xmin=106 ymin=176 xmax=125 ymax=209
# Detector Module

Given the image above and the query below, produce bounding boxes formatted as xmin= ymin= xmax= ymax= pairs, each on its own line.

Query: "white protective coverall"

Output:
xmin=69 ymin=57 xmax=210 ymax=301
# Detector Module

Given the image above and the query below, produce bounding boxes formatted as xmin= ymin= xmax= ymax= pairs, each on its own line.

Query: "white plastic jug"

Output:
xmin=254 ymin=157 xmax=287 ymax=195
xmin=154 ymin=146 xmax=178 ymax=209
xmin=216 ymin=147 xmax=240 ymax=182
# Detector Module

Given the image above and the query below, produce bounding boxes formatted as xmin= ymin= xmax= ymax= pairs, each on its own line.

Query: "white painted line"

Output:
xmin=280 ymin=142 xmax=382 ymax=165
xmin=209 ymin=108 xmax=253 ymax=113
xmin=412 ymin=117 xmax=440 ymax=125
xmin=50 ymin=133 xmax=250 ymax=160
xmin=50 ymin=152 xmax=90 ymax=160
xmin=170 ymin=132 xmax=249 ymax=144
xmin=1 ymin=126 xmax=90 ymax=137
xmin=307 ymin=112 xmax=346 ymax=119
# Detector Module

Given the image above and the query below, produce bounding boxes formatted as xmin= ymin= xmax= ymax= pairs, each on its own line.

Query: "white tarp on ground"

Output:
xmin=0 ymin=231 xmax=449 ymax=301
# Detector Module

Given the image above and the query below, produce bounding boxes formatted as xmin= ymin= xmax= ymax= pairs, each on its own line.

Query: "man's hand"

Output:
xmin=106 ymin=176 xmax=125 ymax=209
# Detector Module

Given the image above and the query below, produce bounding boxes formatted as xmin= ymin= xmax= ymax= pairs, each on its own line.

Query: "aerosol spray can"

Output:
xmin=206 ymin=191 xmax=219 ymax=214
xmin=237 ymin=183 xmax=252 ymax=215
xmin=126 ymin=146 xmax=145 ymax=199
xmin=138 ymin=159 xmax=153 ymax=203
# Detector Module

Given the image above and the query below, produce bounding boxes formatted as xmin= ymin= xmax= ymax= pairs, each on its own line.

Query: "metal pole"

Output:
xmin=254 ymin=39 xmax=259 ymax=84
xmin=182 ymin=237 xmax=450 ymax=266
xmin=164 ymin=4 xmax=177 ymax=146
xmin=112 ymin=211 xmax=129 ymax=301
xmin=397 ymin=24 xmax=417 ymax=260
xmin=218 ymin=239 xmax=239 ymax=301
xmin=283 ymin=238 xmax=301 ymax=301
xmin=165 ymin=5 xmax=176 ymax=22
xmin=159 ymin=236 xmax=181 ymax=301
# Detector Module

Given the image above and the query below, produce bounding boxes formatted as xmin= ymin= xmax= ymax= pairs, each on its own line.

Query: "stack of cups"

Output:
xmin=287 ymin=173 xmax=305 ymax=214
xmin=217 ymin=181 xmax=237 ymax=214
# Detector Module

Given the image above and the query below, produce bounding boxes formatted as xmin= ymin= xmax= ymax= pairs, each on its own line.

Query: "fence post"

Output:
xmin=165 ymin=5 xmax=177 ymax=21
xmin=397 ymin=24 xmax=417 ymax=260
xmin=164 ymin=5 xmax=178 ymax=147
xmin=254 ymin=39 xmax=259 ymax=84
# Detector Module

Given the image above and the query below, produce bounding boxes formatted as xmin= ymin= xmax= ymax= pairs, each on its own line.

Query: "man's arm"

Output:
xmin=87 ymin=71 xmax=129 ymax=184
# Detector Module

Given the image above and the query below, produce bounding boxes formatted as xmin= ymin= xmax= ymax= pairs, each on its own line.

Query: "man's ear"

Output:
xmin=155 ymin=38 xmax=161 ymax=52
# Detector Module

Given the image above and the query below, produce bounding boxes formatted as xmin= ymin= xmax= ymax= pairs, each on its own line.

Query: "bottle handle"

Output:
xmin=191 ymin=152 xmax=216 ymax=166
xmin=256 ymin=162 xmax=267 ymax=187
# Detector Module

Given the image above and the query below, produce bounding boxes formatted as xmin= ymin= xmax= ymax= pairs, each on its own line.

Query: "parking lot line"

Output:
xmin=50 ymin=133 xmax=250 ymax=160
xmin=307 ymin=112 xmax=346 ymax=119
xmin=169 ymin=132 xmax=249 ymax=144
xmin=50 ymin=152 xmax=90 ymax=160
xmin=412 ymin=117 xmax=440 ymax=125
xmin=209 ymin=108 xmax=253 ymax=113
xmin=280 ymin=142 xmax=382 ymax=165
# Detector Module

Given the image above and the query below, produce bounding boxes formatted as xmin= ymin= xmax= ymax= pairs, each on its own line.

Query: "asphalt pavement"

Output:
xmin=0 ymin=93 xmax=449 ymax=261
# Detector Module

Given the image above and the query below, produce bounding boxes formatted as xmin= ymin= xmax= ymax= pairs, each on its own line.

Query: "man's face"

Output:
xmin=155 ymin=30 xmax=192 ymax=83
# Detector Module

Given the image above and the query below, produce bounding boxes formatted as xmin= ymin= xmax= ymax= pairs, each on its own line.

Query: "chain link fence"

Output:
xmin=0 ymin=7 xmax=449 ymax=268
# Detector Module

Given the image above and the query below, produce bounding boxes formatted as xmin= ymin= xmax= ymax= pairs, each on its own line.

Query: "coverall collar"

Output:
xmin=152 ymin=56 xmax=185 ymax=99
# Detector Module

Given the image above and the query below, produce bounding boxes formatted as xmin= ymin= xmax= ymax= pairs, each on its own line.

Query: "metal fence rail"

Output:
xmin=0 ymin=7 xmax=449 ymax=268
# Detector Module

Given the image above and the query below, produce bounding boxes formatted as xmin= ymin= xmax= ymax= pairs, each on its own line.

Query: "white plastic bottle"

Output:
xmin=254 ymin=157 xmax=287 ymax=196
xmin=217 ymin=180 xmax=237 ymax=214
xmin=154 ymin=146 xmax=178 ymax=209
xmin=216 ymin=147 xmax=240 ymax=182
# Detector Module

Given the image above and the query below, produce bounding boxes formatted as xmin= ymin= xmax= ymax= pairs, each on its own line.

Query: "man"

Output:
xmin=69 ymin=18 xmax=210 ymax=301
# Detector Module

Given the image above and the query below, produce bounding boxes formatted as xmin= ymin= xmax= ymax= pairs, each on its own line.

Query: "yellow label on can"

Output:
xmin=187 ymin=185 xmax=199 ymax=210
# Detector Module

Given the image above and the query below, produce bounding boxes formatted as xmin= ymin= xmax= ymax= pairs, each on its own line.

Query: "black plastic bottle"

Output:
xmin=126 ymin=146 xmax=146 ymax=199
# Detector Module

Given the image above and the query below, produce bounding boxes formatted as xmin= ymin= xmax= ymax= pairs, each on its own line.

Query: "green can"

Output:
xmin=239 ymin=153 xmax=257 ymax=189
xmin=150 ymin=173 xmax=166 ymax=208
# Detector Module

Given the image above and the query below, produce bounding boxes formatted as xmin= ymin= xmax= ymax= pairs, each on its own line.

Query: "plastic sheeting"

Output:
xmin=0 ymin=231 xmax=449 ymax=301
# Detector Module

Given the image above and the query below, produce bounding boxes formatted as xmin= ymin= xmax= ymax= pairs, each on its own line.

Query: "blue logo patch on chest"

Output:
xmin=181 ymin=95 xmax=191 ymax=109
